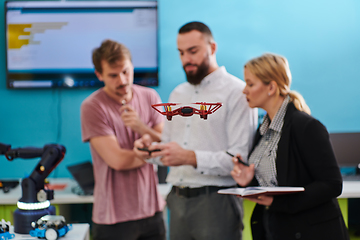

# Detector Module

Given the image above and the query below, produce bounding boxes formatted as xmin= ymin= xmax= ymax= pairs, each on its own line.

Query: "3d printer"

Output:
xmin=0 ymin=143 xmax=66 ymax=234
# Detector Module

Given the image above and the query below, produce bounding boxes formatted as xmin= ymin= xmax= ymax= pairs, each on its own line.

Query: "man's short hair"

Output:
xmin=178 ymin=21 xmax=214 ymax=42
xmin=92 ymin=39 xmax=132 ymax=73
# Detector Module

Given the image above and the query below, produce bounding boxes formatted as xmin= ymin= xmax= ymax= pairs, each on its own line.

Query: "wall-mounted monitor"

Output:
xmin=5 ymin=1 xmax=158 ymax=89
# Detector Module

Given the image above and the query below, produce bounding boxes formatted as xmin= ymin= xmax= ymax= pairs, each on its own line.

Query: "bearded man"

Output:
xmin=135 ymin=21 xmax=258 ymax=240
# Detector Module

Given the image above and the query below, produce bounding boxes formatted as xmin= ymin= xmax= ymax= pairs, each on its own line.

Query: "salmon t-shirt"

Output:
xmin=81 ymin=85 xmax=165 ymax=224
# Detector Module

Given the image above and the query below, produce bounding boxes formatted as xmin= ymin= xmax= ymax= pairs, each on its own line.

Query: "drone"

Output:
xmin=152 ymin=102 xmax=222 ymax=121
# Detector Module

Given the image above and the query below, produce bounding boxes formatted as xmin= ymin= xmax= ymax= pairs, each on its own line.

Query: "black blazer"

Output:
xmin=249 ymin=102 xmax=349 ymax=240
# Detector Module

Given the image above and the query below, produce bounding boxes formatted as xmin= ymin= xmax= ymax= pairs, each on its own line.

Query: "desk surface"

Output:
xmin=0 ymin=178 xmax=172 ymax=205
xmin=0 ymin=178 xmax=359 ymax=205
xmin=339 ymin=181 xmax=360 ymax=198
xmin=11 ymin=223 xmax=89 ymax=240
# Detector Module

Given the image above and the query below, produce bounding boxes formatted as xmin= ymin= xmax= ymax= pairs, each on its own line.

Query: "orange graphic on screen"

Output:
xmin=8 ymin=24 xmax=32 ymax=49
xmin=7 ymin=22 xmax=68 ymax=49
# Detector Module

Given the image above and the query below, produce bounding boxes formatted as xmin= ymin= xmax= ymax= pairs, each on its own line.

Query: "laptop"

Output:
xmin=67 ymin=161 xmax=94 ymax=195
xmin=329 ymin=132 xmax=360 ymax=180
xmin=329 ymin=132 xmax=360 ymax=168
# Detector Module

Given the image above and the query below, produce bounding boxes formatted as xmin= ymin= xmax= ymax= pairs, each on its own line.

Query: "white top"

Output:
xmin=162 ymin=66 xmax=258 ymax=188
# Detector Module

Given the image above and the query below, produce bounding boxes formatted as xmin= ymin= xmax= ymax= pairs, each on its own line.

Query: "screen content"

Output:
xmin=6 ymin=1 xmax=158 ymax=89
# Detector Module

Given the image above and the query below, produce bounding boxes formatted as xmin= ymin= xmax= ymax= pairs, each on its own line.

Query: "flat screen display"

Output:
xmin=5 ymin=1 xmax=158 ymax=89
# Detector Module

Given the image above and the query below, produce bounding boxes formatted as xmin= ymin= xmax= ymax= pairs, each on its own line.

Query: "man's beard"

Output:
xmin=183 ymin=57 xmax=210 ymax=85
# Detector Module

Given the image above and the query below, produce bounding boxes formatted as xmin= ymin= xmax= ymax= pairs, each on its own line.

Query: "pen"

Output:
xmin=225 ymin=151 xmax=249 ymax=167
xmin=121 ymin=100 xmax=128 ymax=112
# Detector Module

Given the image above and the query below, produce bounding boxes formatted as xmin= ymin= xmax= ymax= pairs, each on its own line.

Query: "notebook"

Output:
xmin=66 ymin=161 xmax=94 ymax=195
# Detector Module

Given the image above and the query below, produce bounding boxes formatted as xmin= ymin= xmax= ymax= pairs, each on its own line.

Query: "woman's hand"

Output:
xmin=243 ymin=194 xmax=274 ymax=206
xmin=230 ymin=154 xmax=255 ymax=187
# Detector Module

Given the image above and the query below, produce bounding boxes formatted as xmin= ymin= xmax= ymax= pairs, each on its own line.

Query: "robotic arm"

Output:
xmin=1 ymin=143 xmax=66 ymax=234
xmin=0 ymin=143 xmax=66 ymax=203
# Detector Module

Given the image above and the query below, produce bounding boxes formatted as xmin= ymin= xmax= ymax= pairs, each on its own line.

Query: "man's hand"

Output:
xmin=133 ymin=134 xmax=154 ymax=159
xmin=230 ymin=155 xmax=255 ymax=187
xmin=149 ymin=142 xmax=197 ymax=167
xmin=120 ymin=104 xmax=145 ymax=134
xmin=119 ymin=104 xmax=163 ymax=142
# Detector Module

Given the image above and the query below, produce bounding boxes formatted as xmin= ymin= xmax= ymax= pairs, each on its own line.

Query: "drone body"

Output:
xmin=152 ymin=102 xmax=222 ymax=121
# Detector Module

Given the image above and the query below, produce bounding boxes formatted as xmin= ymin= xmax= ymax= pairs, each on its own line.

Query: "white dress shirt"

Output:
xmin=155 ymin=66 xmax=258 ymax=188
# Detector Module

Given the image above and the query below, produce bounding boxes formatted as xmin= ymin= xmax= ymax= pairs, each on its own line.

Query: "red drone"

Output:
xmin=151 ymin=102 xmax=222 ymax=121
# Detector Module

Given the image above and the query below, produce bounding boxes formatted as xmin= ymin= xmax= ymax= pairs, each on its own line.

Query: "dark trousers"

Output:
xmin=263 ymin=208 xmax=274 ymax=240
xmin=92 ymin=212 xmax=166 ymax=240
xmin=167 ymin=186 xmax=243 ymax=240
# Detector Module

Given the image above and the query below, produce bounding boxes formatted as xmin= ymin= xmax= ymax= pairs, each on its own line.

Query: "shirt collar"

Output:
xmin=195 ymin=66 xmax=226 ymax=89
xmin=260 ymin=95 xmax=291 ymax=135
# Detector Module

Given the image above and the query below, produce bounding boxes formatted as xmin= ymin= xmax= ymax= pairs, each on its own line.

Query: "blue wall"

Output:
xmin=1 ymin=0 xmax=359 ymax=178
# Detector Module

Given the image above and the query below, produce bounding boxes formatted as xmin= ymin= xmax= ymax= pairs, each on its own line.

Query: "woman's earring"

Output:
xmin=268 ymin=93 xmax=270 ymax=96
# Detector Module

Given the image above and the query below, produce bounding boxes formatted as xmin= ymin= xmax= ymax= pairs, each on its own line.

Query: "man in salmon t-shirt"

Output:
xmin=80 ymin=39 xmax=166 ymax=240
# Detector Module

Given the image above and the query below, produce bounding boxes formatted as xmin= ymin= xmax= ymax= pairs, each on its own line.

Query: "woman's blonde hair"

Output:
xmin=244 ymin=53 xmax=311 ymax=115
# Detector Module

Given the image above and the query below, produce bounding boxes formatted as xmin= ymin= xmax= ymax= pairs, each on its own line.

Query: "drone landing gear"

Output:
xmin=200 ymin=114 xmax=208 ymax=120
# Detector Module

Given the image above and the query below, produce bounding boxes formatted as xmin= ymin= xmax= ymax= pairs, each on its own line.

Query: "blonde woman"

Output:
xmin=231 ymin=53 xmax=349 ymax=240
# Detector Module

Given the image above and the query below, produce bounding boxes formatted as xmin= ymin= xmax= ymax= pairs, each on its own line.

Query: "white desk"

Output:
xmin=339 ymin=181 xmax=360 ymax=198
xmin=0 ymin=178 xmax=358 ymax=205
xmin=1 ymin=179 xmax=358 ymax=240
xmin=0 ymin=178 xmax=172 ymax=205
xmin=11 ymin=223 xmax=89 ymax=240
xmin=0 ymin=178 xmax=171 ymax=228
xmin=0 ymin=178 xmax=93 ymax=205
